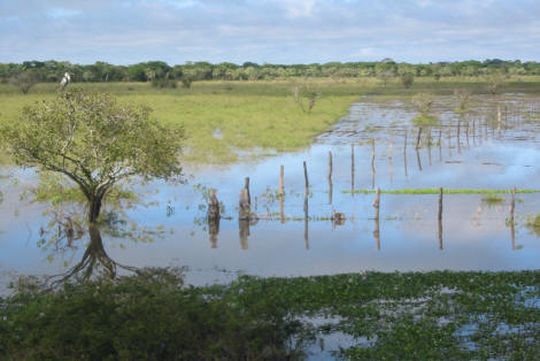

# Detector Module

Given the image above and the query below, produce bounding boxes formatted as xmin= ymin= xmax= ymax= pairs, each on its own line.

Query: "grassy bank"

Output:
xmin=1 ymin=269 xmax=538 ymax=360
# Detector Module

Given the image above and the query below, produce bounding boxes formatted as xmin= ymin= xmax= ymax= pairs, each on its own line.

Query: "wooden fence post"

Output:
xmin=207 ymin=189 xmax=220 ymax=249
xmin=279 ymin=165 xmax=285 ymax=198
xmin=328 ymin=151 xmax=333 ymax=204
xmin=438 ymin=187 xmax=443 ymax=250
xmin=373 ymin=188 xmax=381 ymax=250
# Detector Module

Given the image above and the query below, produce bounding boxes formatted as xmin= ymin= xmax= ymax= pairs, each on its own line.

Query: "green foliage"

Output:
xmin=481 ymin=194 xmax=504 ymax=205
xmin=412 ymin=114 xmax=439 ymax=126
xmin=180 ymin=77 xmax=193 ymax=89
xmin=9 ymin=69 xmax=39 ymax=94
xmin=291 ymin=82 xmax=321 ymax=113
xmin=526 ymin=214 xmax=540 ymax=236
xmin=0 ymin=89 xmax=184 ymax=221
xmin=400 ymin=72 xmax=414 ymax=88
xmin=411 ymin=92 xmax=434 ymax=115
xmin=454 ymin=88 xmax=472 ymax=114
xmin=1 ymin=270 xmax=538 ymax=360
xmin=0 ymin=268 xmax=308 ymax=360
xmin=151 ymin=78 xmax=177 ymax=89
xmin=487 ymin=73 xmax=506 ymax=95
xmin=3 ymin=59 xmax=540 ymax=84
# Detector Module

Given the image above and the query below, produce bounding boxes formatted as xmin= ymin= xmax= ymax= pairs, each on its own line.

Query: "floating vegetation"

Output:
xmin=1 ymin=269 xmax=539 ymax=360
xmin=481 ymin=194 xmax=505 ymax=205
xmin=412 ymin=114 xmax=439 ymax=126
xmin=526 ymin=214 xmax=540 ymax=236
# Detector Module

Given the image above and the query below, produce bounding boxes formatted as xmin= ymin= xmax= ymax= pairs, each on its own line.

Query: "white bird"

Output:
xmin=59 ymin=72 xmax=71 ymax=90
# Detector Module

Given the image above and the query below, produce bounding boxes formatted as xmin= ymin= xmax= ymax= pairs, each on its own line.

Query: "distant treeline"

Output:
xmin=2 ymin=59 xmax=540 ymax=83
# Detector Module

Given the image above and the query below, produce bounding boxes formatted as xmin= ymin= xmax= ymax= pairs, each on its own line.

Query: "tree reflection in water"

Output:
xmin=38 ymin=199 xmax=163 ymax=286
xmin=48 ymin=224 xmax=138 ymax=286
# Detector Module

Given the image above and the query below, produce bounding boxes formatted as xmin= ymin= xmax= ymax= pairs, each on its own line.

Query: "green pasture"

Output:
xmin=1 ymin=77 xmax=540 ymax=163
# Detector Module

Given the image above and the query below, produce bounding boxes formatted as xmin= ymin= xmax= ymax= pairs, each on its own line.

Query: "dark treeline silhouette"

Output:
xmin=2 ymin=59 xmax=540 ymax=84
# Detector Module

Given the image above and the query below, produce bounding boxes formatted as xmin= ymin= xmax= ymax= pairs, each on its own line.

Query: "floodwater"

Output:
xmin=1 ymin=95 xmax=540 ymax=290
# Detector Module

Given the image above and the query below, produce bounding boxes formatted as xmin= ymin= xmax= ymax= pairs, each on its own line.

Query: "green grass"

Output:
xmin=1 ymin=269 xmax=539 ymax=360
xmin=3 ymin=77 xmax=540 ymax=163
xmin=412 ymin=114 xmax=439 ymax=126
xmin=3 ymin=76 xmax=540 ymax=96
xmin=0 ymin=82 xmax=356 ymax=163
xmin=346 ymin=188 xmax=540 ymax=195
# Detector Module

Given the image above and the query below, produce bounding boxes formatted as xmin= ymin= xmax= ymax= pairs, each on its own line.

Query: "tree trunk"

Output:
xmin=88 ymin=196 xmax=103 ymax=224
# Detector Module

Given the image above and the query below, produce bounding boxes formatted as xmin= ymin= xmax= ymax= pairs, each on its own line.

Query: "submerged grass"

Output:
xmin=481 ymin=194 xmax=505 ymax=205
xmin=526 ymin=214 xmax=540 ymax=236
xmin=346 ymin=188 xmax=540 ymax=195
xmin=1 ymin=269 xmax=539 ymax=360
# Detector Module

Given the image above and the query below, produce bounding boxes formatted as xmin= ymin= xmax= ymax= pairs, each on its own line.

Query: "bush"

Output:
xmin=400 ymin=73 xmax=414 ymax=88
xmin=0 ymin=269 xmax=307 ymax=360
xmin=151 ymin=78 xmax=177 ymax=89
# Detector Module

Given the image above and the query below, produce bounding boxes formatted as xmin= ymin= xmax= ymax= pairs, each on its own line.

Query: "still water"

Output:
xmin=1 ymin=95 xmax=539 ymax=288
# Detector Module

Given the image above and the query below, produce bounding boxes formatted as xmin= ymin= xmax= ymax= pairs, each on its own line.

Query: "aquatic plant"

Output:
xmin=1 ymin=269 xmax=538 ymax=360
xmin=481 ymin=194 xmax=505 ymax=205
xmin=526 ymin=214 xmax=540 ymax=236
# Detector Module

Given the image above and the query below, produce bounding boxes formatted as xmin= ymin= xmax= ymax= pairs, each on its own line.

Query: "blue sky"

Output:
xmin=1 ymin=0 xmax=539 ymax=64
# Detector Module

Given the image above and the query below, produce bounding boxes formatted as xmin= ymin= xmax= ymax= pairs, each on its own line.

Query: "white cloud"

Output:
xmin=1 ymin=0 xmax=539 ymax=63
xmin=280 ymin=0 xmax=316 ymax=18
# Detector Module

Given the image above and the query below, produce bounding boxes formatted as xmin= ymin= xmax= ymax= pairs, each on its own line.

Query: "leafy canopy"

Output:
xmin=1 ymin=89 xmax=184 ymax=201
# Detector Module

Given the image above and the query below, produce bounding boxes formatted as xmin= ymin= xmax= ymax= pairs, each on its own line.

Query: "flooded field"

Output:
xmin=1 ymin=94 xmax=540 ymax=288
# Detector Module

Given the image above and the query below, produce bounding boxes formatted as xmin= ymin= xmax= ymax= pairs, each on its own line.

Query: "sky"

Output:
xmin=1 ymin=0 xmax=540 ymax=65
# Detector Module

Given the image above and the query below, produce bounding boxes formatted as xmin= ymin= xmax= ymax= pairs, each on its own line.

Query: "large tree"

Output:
xmin=1 ymin=89 xmax=184 ymax=223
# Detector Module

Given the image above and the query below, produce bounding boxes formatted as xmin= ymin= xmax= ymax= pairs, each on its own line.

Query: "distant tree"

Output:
xmin=453 ymin=89 xmax=472 ymax=114
xmin=487 ymin=73 xmax=505 ymax=95
xmin=9 ymin=70 xmax=39 ymax=94
xmin=400 ymin=73 xmax=415 ymax=89
xmin=411 ymin=92 xmax=434 ymax=115
xmin=0 ymin=90 xmax=185 ymax=224
xmin=181 ymin=76 xmax=193 ymax=89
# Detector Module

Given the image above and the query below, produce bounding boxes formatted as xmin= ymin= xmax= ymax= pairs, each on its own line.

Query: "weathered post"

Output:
xmin=371 ymin=139 xmax=376 ymax=189
xmin=209 ymin=219 xmax=220 ymax=249
xmin=244 ymin=177 xmax=251 ymax=205
xmin=465 ymin=120 xmax=470 ymax=148
xmin=510 ymin=187 xmax=516 ymax=250
xmin=279 ymin=165 xmax=285 ymax=223
xmin=239 ymin=220 xmax=249 ymax=250
xmin=304 ymin=161 xmax=310 ymax=249
xmin=438 ymin=187 xmax=443 ymax=250
xmin=457 ymin=119 xmax=462 ymax=153
xmin=472 ymin=118 xmax=476 ymax=146
xmin=351 ymin=144 xmax=355 ymax=194
xmin=207 ymin=189 xmax=220 ymax=222
xmin=416 ymin=147 xmax=423 ymax=171
xmin=279 ymin=165 xmax=285 ymax=198
xmin=239 ymin=179 xmax=251 ymax=221
xmin=404 ymin=131 xmax=409 ymax=178
xmin=427 ymin=128 xmax=432 ymax=166
xmin=279 ymin=196 xmax=285 ymax=224
xmin=438 ymin=129 xmax=443 ymax=162
xmin=328 ymin=151 xmax=333 ymax=204
xmin=415 ymin=127 xmax=423 ymax=150
xmin=207 ymin=189 xmax=220 ymax=248
xmin=373 ymin=188 xmax=381 ymax=250
xmin=303 ymin=161 xmax=309 ymax=215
